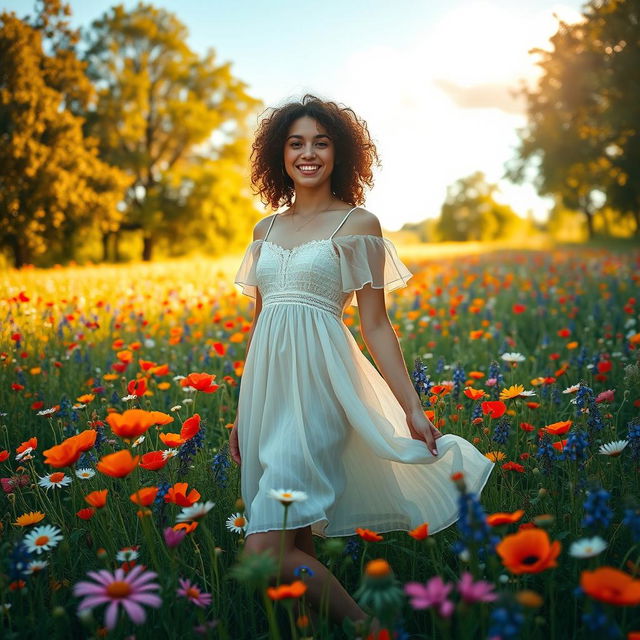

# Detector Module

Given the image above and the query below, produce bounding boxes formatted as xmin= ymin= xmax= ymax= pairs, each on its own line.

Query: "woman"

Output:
xmin=230 ymin=94 xmax=494 ymax=635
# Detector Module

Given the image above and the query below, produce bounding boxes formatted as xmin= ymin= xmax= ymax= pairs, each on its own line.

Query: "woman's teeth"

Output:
xmin=298 ymin=165 xmax=320 ymax=175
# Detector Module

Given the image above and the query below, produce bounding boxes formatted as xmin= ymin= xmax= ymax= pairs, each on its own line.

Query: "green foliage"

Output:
xmin=506 ymin=0 xmax=640 ymax=238
xmin=80 ymin=2 xmax=264 ymax=261
xmin=435 ymin=171 xmax=532 ymax=242
xmin=0 ymin=1 xmax=130 ymax=269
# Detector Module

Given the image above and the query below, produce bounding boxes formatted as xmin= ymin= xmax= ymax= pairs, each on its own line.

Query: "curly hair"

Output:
xmin=250 ymin=94 xmax=381 ymax=210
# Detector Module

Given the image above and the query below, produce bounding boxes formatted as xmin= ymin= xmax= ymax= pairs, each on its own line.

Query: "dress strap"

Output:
xmin=263 ymin=214 xmax=278 ymax=241
xmin=329 ymin=206 xmax=359 ymax=239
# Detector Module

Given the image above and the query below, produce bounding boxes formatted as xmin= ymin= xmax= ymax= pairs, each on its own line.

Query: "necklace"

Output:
xmin=289 ymin=199 xmax=340 ymax=232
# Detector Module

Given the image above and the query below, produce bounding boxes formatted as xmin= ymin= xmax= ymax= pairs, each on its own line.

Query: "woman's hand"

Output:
xmin=229 ymin=417 xmax=241 ymax=465
xmin=406 ymin=407 xmax=443 ymax=457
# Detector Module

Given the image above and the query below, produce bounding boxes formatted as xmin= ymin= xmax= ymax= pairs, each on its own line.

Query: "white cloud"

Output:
xmin=327 ymin=1 xmax=584 ymax=230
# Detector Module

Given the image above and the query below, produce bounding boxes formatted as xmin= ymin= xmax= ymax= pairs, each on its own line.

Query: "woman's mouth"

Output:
xmin=297 ymin=165 xmax=321 ymax=176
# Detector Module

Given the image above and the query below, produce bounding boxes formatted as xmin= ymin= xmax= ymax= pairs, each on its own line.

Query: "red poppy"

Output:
xmin=481 ymin=401 xmax=506 ymax=419
xmin=139 ymin=450 xmax=170 ymax=471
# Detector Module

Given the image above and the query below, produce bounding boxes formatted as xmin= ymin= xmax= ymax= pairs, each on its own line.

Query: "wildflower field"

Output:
xmin=1 ymin=243 xmax=639 ymax=640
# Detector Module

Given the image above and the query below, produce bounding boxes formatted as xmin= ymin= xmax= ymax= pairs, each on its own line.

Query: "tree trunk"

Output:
xmin=142 ymin=235 xmax=153 ymax=261
xmin=584 ymin=209 xmax=594 ymax=240
xmin=8 ymin=234 xmax=28 ymax=269
xmin=633 ymin=208 xmax=640 ymax=236
xmin=102 ymin=232 xmax=110 ymax=262
xmin=114 ymin=231 xmax=121 ymax=262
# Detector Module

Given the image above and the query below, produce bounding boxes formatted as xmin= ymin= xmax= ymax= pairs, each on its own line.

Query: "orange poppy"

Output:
xmin=173 ymin=521 xmax=198 ymax=533
xmin=130 ymin=487 xmax=159 ymax=506
xmin=180 ymin=372 xmax=219 ymax=393
xmin=164 ymin=482 xmax=201 ymax=507
xmin=43 ymin=429 xmax=97 ymax=468
xmin=486 ymin=510 xmax=525 ymax=526
xmin=464 ymin=388 xmax=486 ymax=400
xmin=481 ymin=401 xmax=506 ymax=419
xmin=408 ymin=522 xmax=429 ymax=540
xmin=159 ymin=433 xmax=184 ymax=447
xmin=96 ymin=450 xmax=140 ymax=478
xmin=85 ymin=489 xmax=108 ymax=508
xmin=355 ymin=527 xmax=383 ymax=542
xmin=267 ymin=580 xmax=307 ymax=600
xmin=580 ymin=567 xmax=640 ymax=606
xmin=106 ymin=409 xmax=158 ymax=440
xmin=552 ymin=439 xmax=568 ymax=451
xmin=16 ymin=437 xmax=37 ymax=453
xmin=495 ymin=528 xmax=561 ymax=574
xmin=543 ymin=420 xmax=572 ymax=435
xmin=148 ymin=410 xmax=174 ymax=427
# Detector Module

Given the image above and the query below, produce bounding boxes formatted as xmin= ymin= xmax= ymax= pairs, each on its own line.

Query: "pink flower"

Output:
xmin=595 ymin=389 xmax=615 ymax=404
xmin=73 ymin=565 xmax=161 ymax=629
xmin=457 ymin=571 xmax=498 ymax=604
xmin=177 ymin=577 xmax=212 ymax=608
xmin=404 ymin=576 xmax=454 ymax=617
xmin=163 ymin=526 xmax=187 ymax=548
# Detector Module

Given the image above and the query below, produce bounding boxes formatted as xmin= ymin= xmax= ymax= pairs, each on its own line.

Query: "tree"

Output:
xmin=81 ymin=3 xmax=262 ymax=261
xmin=0 ymin=0 xmax=130 ymax=268
xmin=435 ymin=171 xmax=528 ymax=242
xmin=506 ymin=0 xmax=640 ymax=238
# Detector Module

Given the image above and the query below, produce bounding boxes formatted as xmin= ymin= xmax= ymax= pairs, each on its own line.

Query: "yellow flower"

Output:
xmin=14 ymin=511 xmax=46 ymax=527
xmin=499 ymin=384 xmax=524 ymax=400
xmin=485 ymin=451 xmax=506 ymax=462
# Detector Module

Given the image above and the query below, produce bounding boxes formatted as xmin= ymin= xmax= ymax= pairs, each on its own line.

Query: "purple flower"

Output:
xmin=177 ymin=577 xmax=212 ymax=608
xmin=163 ymin=526 xmax=187 ymax=549
xmin=73 ymin=565 xmax=161 ymax=630
xmin=404 ymin=576 xmax=454 ymax=617
xmin=457 ymin=571 xmax=498 ymax=604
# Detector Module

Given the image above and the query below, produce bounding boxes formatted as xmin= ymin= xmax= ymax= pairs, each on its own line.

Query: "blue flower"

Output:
xmin=627 ymin=417 xmax=640 ymax=462
xmin=535 ymin=433 xmax=557 ymax=476
xmin=412 ymin=357 xmax=433 ymax=398
xmin=211 ymin=445 xmax=231 ymax=489
xmin=622 ymin=506 xmax=640 ymax=543
xmin=559 ymin=429 xmax=589 ymax=462
xmin=488 ymin=601 xmax=524 ymax=640
xmin=581 ymin=487 xmax=613 ymax=531
xmin=293 ymin=565 xmax=315 ymax=578
xmin=492 ymin=416 xmax=511 ymax=445
xmin=342 ymin=536 xmax=361 ymax=564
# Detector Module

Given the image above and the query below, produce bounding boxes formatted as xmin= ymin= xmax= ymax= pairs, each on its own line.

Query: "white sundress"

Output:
xmin=234 ymin=206 xmax=495 ymax=538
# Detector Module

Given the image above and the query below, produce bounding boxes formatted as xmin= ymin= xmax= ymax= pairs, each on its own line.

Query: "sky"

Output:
xmin=4 ymin=0 xmax=587 ymax=230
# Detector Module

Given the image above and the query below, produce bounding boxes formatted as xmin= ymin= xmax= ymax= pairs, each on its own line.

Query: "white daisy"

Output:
xmin=182 ymin=396 xmax=194 ymax=402
xmin=569 ymin=536 xmax=608 ymax=558
xmin=170 ymin=405 xmax=182 ymax=412
xmin=36 ymin=407 xmax=57 ymax=416
xmin=162 ymin=449 xmax=178 ymax=460
xmin=132 ymin=435 xmax=145 ymax=448
xmin=562 ymin=384 xmax=581 ymax=394
xmin=75 ymin=468 xmax=95 ymax=480
xmin=115 ymin=546 xmax=139 ymax=562
xmin=26 ymin=559 xmax=49 ymax=574
xmin=518 ymin=389 xmax=537 ymax=397
xmin=23 ymin=525 xmax=63 ymax=554
xmin=500 ymin=352 xmax=526 ymax=363
xmin=226 ymin=512 xmax=248 ymax=534
xmin=121 ymin=394 xmax=138 ymax=402
xmin=144 ymin=338 xmax=155 ymax=348
xmin=38 ymin=472 xmax=72 ymax=490
xmin=73 ymin=403 xmax=86 ymax=409
xmin=172 ymin=375 xmax=187 ymax=381
xmin=267 ymin=489 xmax=308 ymax=506
xmin=176 ymin=501 xmax=216 ymax=523
xmin=15 ymin=447 xmax=34 ymax=461
xmin=598 ymin=440 xmax=629 ymax=457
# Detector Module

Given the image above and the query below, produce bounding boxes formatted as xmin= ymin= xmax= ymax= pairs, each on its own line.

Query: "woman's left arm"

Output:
xmin=356 ymin=284 xmax=443 ymax=457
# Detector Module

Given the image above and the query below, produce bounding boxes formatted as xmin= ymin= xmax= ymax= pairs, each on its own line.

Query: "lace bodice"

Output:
xmin=234 ymin=208 xmax=414 ymax=317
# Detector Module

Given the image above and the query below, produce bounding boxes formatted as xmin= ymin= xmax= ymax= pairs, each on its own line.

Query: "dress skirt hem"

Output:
xmin=244 ymin=453 xmax=495 ymax=540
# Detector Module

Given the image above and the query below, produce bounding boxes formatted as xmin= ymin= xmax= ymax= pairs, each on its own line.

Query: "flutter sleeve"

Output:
xmin=233 ymin=241 xmax=261 ymax=299
xmin=333 ymin=235 xmax=413 ymax=307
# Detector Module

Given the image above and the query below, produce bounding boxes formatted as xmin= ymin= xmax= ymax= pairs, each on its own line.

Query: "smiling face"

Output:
xmin=283 ymin=115 xmax=335 ymax=190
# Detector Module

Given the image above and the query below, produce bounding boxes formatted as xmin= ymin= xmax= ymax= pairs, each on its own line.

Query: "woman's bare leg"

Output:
xmin=243 ymin=526 xmax=378 ymax=631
